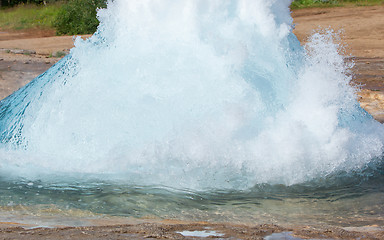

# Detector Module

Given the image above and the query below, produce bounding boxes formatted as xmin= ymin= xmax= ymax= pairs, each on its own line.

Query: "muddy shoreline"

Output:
xmin=1 ymin=220 xmax=383 ymax=239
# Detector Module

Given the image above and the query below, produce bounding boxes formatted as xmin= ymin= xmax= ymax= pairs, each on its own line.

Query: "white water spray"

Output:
xmin=0 ymin=0 xmax=383 ymax=190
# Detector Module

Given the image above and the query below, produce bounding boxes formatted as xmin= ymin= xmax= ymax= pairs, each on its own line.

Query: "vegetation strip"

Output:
xmin=0 ymin=0 xmax=384 ymax=35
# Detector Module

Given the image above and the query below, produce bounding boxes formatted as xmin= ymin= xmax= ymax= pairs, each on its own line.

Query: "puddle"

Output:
xmin=176 ymin=230 xmax=225 ymax=237
xmin=264 ymin=232 xmax=333 ymax=240
xmin=264 ymin=232 xmax=302 ymax=240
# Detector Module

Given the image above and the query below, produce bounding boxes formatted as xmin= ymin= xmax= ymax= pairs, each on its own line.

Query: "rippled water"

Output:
xmin=1 ymin=164 xmax=383 ymax=227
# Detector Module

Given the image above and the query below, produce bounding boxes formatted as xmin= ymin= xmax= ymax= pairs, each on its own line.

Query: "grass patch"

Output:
xmin=0 ymin=3 xmax=61 ymax=31
xmin=291 ymin=0 xmax=384 ymax=9
xmin=0 ymin=1 xmax=106 ymax=35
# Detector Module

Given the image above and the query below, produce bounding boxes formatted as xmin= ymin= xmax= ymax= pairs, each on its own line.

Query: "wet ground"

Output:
xmin=0 ymin=54 xmax=55 ymax=99
xmin=0 ymin=220 xmax=383 ymax=239
xmin=352 ymin=58 xmax=384 ymax=91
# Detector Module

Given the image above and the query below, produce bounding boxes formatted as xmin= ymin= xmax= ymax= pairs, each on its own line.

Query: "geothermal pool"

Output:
xmin=0 ymin=173 xmax=383 ymax=227
xmin=0 ymin=0 xmax=383 ymax=227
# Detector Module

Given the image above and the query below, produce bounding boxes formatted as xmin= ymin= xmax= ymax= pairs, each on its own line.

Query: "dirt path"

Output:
xmin=0 ymin=34 xmax=90 ymax=100
xmin=292 ymin=5 xmax=384 ymax=58
xmin=0 ymin=34 xmax=91 ymax=56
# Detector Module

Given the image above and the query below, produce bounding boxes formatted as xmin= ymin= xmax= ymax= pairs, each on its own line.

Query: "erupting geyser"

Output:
xmin=0 ymin=0 xmax=383 ymax=190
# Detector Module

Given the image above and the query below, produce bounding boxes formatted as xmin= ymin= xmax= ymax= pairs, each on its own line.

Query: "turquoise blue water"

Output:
xmin=0 ymin=164 xmax=383 ymax=226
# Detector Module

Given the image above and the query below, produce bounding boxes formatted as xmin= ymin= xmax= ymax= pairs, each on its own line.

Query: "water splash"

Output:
xmin=0 ymin=0 xmax=383 ymax=190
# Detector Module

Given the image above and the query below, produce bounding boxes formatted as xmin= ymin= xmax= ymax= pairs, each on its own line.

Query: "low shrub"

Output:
xmin=54 ymin=0 xmax=106 ymax=35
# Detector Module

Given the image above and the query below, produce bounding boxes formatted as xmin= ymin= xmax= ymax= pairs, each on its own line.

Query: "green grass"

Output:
xmin=0 ymin=3 xmax=61 ymax=31
xmin=0 ymin=1 xmax=105 ymax=35
xmin=291 ymin=0 xmax=384 ymax=9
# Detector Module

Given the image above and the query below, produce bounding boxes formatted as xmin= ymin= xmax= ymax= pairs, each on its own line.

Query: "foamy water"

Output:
xmin=0 ymin=0 xmax=383 ymax=193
